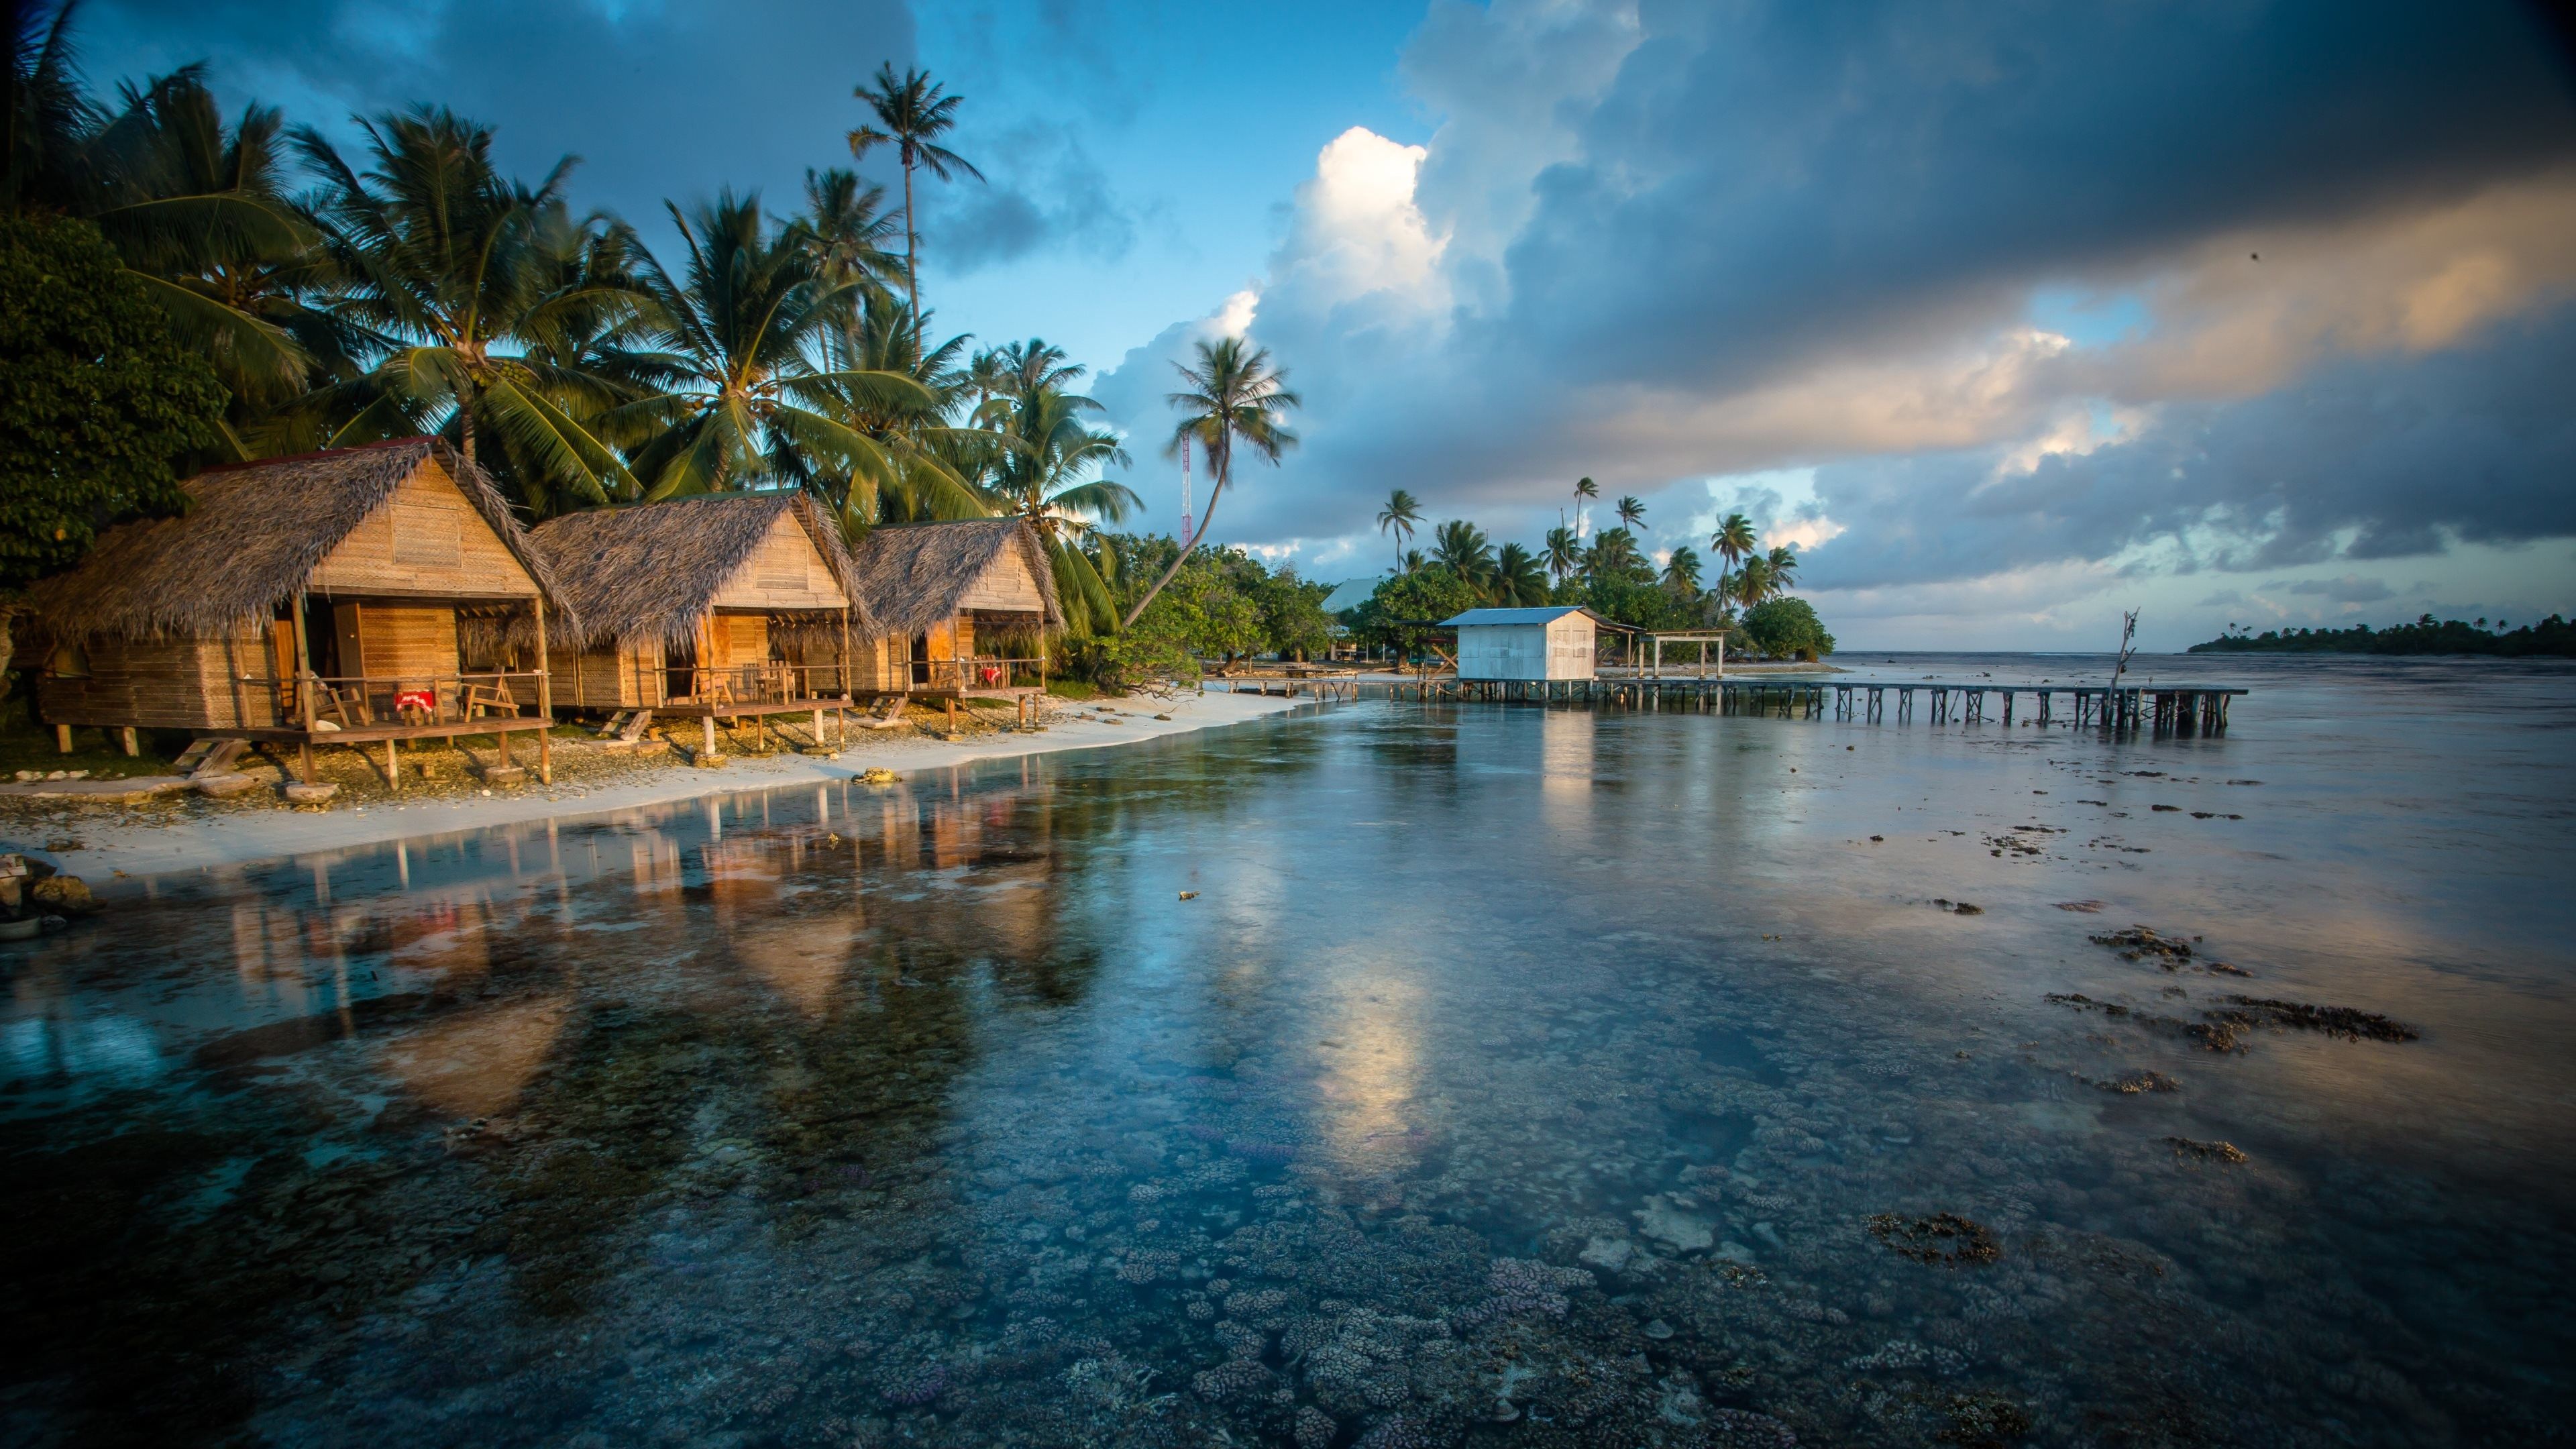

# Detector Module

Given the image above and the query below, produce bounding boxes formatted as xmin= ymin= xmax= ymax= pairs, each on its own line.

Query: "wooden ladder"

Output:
xmin=174 ymin=737 xmax=248 ymax=779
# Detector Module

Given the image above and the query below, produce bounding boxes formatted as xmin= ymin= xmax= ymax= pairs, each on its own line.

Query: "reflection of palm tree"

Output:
xmin=1573 ymin=475 xmax=1598 ymax=534
xmin=1543 ymin=525 xmax=1580 ymax=584
xmin=1616 ymin=495 xmax=1645 ymax=531
xmin=1494 ymin=541 xmax=1548 ymax=606
xmin=1377 ymin=489 xmax=1421 ymax=574
xmin=1120 ymin=336 xmax=1300 ymax=627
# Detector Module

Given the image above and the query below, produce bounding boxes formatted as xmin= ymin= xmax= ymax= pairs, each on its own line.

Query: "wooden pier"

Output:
xmin=1359 ymin=676 xmax=2243 ymax=735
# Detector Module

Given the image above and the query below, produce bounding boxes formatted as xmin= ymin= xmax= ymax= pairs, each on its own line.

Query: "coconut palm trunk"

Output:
xmin=1118 ymin=336 xmax=1298 ymax=630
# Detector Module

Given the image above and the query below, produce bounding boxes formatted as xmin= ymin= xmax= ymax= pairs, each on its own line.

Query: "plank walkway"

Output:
xmin=1355 ymin=676 xmax=2245 ymax=735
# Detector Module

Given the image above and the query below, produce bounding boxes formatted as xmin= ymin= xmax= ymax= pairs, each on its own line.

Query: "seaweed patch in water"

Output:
xmin=1934 ymin=1389 xmax=2033 ymax=1447
xmin=2088 ymin=925 xmax=2194 ymax=966
xmin=2167 ymin=1136 xmax=2249 ymax=1165
xmin=2210 ymin=996 xmax=2418 ymax=1042
xmin=1868 ymin=1212 xmax=2000 ymax=1267
xmin=2074 ymin=1069 xmax=2179 ymax=1094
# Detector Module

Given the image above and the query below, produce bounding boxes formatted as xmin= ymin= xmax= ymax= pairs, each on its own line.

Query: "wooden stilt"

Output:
xmin=54 ymin=723 xmax=72 ymax=754
xmin=702 ymin=714 xmax=716 ymax=761
xmin=533 ymin=594 xmax=553 ymax=784
xmin=386 ymin=737 xmax=399 ymax=788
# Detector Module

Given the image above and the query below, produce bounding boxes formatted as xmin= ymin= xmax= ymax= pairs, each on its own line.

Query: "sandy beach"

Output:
xmin=2 ymin=688 xmax=1302 ymax=877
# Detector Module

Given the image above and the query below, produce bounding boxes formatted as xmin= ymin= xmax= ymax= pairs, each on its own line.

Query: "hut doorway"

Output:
xmin=665 ymin=635 xmax=698 ymax=702
xmin=909 ymin=632 xmax=931 ymax=688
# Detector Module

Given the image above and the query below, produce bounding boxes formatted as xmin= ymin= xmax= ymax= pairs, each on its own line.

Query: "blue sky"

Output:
xmin=75 ymin=0 xmax=2576 ymax=649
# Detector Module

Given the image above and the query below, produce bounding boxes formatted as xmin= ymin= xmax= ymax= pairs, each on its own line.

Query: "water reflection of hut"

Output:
xmin=17 ymin=437 xmax=569 ymax=784
xmin=530 ymin=492 xmax=870 ymax=758
xmin=846 ymin=519 xmax=1061 ymax=710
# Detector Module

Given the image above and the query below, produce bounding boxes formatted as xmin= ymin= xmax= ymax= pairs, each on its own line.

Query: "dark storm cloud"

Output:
xmin=932 ymin=121 xmax=1138 ymax=272
xmin=1798 ymin=303 xmax=2576 ymax=590
xmin=80 ymin=0 xmax=917 ymax=240
xmin=1486 ymin=0 xmax=2576 ymax=394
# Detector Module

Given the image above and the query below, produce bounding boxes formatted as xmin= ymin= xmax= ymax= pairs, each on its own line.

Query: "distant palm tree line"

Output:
xmin=1375 ymin=489 xmax=1801 ymax=614
xmin=1 ymin=8 xmax=1261 ymax=640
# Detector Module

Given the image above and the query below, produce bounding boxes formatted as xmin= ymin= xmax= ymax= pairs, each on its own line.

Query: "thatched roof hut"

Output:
xmin=529 ymin=492 xmax=874 ymax=713
xmin=21 ymin=436 xmax=567 ymax=650
xmin=844 ymin=519 xmax=1062 ymax=698
xmin=848 ymin=518 xmax=1063 ymax=639
xmin=531 ymin=490 xmax=870 ymax=650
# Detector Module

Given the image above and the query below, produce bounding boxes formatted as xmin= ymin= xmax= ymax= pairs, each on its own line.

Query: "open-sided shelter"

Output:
xmin=19 ymin=437 xmax=568 ymax=784
xmin=529 ymin=492 xmax=870 ymax=756
xmin=847 ymin=519 xmax=1061 ymax=702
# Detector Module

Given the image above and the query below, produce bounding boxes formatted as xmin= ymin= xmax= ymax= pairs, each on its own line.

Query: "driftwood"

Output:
xmin=851 ymin=696 xmax=911 ymax=731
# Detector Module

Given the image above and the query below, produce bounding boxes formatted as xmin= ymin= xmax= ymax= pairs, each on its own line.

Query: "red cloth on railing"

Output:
xmin=395 ymin=688 xmax=435 ymax=716
xmin=979 ymin=664 xmax=1002 ymax=686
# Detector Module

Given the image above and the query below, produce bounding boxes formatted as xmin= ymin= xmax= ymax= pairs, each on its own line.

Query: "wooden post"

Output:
xmin=533 ymin=594 xmax=553 ymax=784
xmin=54 ymin=724 xmax=71 ymax=754
xmin=292 ymin=590 xmax=317 ymax=783
xmin=702 ymin=713 xmax=716 ymax=761
xmin=813 ymin=705 xmax=824 ymax=751
xmin=387 ymin=737 xmax=400 ymax=790
xmin=945 ymin=697 xmax=957 ymax=735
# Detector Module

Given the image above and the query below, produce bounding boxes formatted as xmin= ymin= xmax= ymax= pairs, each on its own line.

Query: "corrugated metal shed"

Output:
xmin=1442 ymin=606 xmax=1623 ymax=681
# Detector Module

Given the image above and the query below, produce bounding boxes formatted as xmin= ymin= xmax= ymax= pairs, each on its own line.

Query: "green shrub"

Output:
xmin=1740 ymin=597 xmax=1835 ymax=660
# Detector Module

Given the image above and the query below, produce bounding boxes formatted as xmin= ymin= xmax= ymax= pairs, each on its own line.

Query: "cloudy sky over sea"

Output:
xmin=81 ymin=0 xmax=2576 ymax=647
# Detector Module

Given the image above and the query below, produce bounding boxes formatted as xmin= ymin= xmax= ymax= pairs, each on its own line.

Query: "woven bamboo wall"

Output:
xmin=37 ymin=627 xmax=282 ymax=729
xmin=958 ymin=550 xmax=1044 ymax=613
xmin=307 ymin=458 xmax=538 ymax=601
xmin=708 ymin=513 xmax=847 ymax=612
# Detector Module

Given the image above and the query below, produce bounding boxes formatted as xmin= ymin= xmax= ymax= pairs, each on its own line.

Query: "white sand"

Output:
xmin=36 ymin=690 xmax=1304 ymax=876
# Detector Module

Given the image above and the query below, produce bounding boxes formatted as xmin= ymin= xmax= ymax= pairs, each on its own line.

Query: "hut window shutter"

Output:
xmin=392 ymin=504 xmax=462 ymax=568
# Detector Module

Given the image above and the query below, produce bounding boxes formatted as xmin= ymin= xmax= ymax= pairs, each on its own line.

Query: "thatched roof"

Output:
xmin=848 ymin=518 xmax=1063 ymax=637
xmin=529 ymin=490 xmax=869 ymax=649
xmin=20 ymin=437 xmax=568 ymax=646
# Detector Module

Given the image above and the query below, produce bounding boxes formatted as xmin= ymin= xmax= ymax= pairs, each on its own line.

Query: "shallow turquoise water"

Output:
xmin=4 ymin=654 xmax=2571 ymax=1446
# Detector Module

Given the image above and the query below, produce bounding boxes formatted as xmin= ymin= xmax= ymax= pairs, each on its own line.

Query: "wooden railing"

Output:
xmin=237 ymin=671 xmax=547 ymax=731
xmin=670 ymin=663 xmax=857 ymax=706
xmin=911 ymin=656 xmax=1046 ymax=693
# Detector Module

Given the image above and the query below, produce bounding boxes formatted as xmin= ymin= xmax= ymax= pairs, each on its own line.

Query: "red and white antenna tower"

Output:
xmin=1179 ymin=434 xmax=1195 ymax=547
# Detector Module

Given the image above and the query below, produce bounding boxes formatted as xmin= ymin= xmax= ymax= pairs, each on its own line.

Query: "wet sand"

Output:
xmin=0 ymin=688 xmax=1299 ymax=876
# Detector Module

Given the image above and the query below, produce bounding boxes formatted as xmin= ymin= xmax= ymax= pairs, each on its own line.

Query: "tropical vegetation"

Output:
xmin=1346 ymin=484 xmax=1832 ymax=659
xmin=2188 ymin=614 xmax=2575 ymax=657
xmin=0 ymin=7 xmax=1286 ymax=686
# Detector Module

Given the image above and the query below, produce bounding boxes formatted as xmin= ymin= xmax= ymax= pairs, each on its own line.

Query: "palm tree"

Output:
xmin=1584 ymin=526 xmax=1646 ymax=583
xmin=1711 ymin=511 xmax=1756 ymax=598
xmin=800 ymin=165 xmax=902 ymax=295
xmin=1431 ymin=519 xmax=1496 ymax=598
xmin=847 ymin=64 xmax=982 ymax=356
xmin=993 ymin=337 xmax=1081 ymax=398
xmin=980 ymin=382 xmax=1139 ymax=635
xmin=1493 ymin=541 xmax=1548 ymax=606
xmin=1120 ymin=336 xmax=1299 ymax=628
xmin=1377 ymin=488 xmax=1421 ymax=573
xmin=1765 ymin=543 xmax=1799 ymax=596
xmin=297 ymin=107 xmax=638 ymax=506
xmin=1572 ymin=475 xmax=1599 ymax=535
xmin=1543 ymin=525 xmax=1581 ymax=583
xmin=1733 ymin=554 xmax=1774 ymax=610
xmin=612 ymin=190 xmax=950 ymax=512
xmin=1662 ymin=545 xmax=1702 ymax=594
xmin=1616 ymin=494 xmax=1645 ymax=531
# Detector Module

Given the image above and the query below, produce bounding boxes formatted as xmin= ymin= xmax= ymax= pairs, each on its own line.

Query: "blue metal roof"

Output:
xmin=1440 ymin=606 xmax=1625 ymax=628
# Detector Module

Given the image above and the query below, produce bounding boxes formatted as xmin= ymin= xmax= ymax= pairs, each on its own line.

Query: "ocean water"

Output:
xmin=3 ymin=653 xmax=2571 ymax=1447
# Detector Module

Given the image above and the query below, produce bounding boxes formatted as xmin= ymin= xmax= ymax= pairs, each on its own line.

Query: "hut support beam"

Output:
xmin=118 ymin=727 xmax=138 ymax=757
xmin=54 ymin=724 xmax=71 ymax=754
xmin=386 ymin=737 xmax=400 ymax=789
xmin=533 ymin=594 xmax=553 ymax=784
xmin=702 ymin=714 xmax=717 ymax=762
